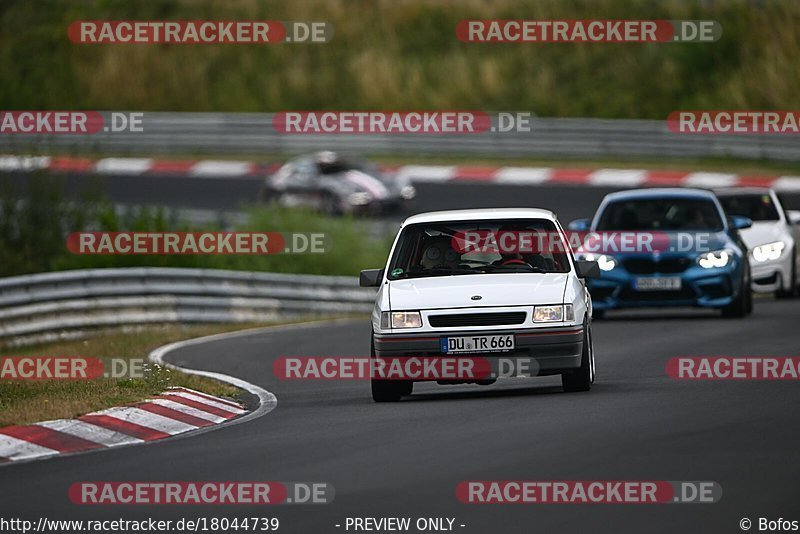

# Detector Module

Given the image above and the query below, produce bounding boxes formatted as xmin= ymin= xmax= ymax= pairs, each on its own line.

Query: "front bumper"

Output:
xmin=587 ymin=265 xmax=741 ymax=310
xmin=373 ymin=325 xmax=584 ymax=379
xmin=749 ymin=256 xmax=791 ymax=293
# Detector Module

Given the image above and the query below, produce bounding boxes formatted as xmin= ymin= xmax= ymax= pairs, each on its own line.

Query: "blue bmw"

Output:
xmin=569 ymin=188 xmax=753 ymax=318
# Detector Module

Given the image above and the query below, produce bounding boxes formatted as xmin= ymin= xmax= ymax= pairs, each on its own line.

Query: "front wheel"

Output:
xmin=562 ymin=323 xmax=594 ymax=393
xmin=370 ymin=336 xmax=411 ymax=402
xmin=722 ymin=269 xmax=750 ymax=318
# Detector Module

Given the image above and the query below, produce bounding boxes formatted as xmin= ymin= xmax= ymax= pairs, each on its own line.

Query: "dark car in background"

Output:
xmin=260 ymin=151 xmax=416 ymax=215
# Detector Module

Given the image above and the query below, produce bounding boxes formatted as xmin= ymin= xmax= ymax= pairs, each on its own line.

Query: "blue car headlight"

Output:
xmin=577 ymin=253 xmax=616 ymax=272
xmin=697 ymin=249 xmax=733 ymax=269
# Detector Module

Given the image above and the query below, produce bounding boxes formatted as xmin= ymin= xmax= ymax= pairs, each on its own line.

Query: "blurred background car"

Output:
xmin=715 ymin=187 xmax=800 ymax=298
xmin=570 ymin=188 xmax=753 ymax=319
xmin=260 ymin=151 xmax=416 ymax=215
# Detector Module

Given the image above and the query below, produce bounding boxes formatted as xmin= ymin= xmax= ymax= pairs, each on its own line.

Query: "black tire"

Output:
xmin=562 ymin=323 xmax=594 ymax=393
xmin=721 ymin=272 xmax=749 ymax=318
xmin=776 ymin=248 xmax=798 ymax=299
xmin=370 ymin=336 xmax=410 ymax=402
xmin=258 ymin=187 xmax=275 ymax=203
xmin=321 ymin=192 xmax=342 ymax=216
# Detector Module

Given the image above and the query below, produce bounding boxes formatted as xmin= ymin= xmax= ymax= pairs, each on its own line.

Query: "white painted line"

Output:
xmin=161 ymin=391 xmax=246 ymax=414
xmin=0 ymin=155 xmax=51 ymax=171
xmin=189 ymin=160 xmax=254 ymax=177
xmin=494 ymin=167 xmax=553 ymax=185
xmin=394 ymin=165 xmax=456 ymax=183
xmin=93 ymin=406 xmax=198 ymax=435
xmin=94 ymin=158 xmax=153 ymax=175
xmin=772 ymin=176 xmax=800 ymax=192
xmin=0 ymin=434 xmax=59 ymax=461
xmin=36 ymin=420 xmax=143 ymax=447
xmin=144 ymin=399 xmax=228 ymax=423
xmin=170 ymin=386 xmax=244 ymax=409
xmin=683 ymin=172 xmax=738 ymax=188
xmin=588 ymin=169 xmax=648 ymax=187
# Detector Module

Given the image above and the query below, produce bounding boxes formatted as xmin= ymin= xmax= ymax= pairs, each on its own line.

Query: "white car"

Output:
xmin=360 ymin=208 xmax=600 ymax=402
xmin=716 ymin=188 xmax=800 ymax=298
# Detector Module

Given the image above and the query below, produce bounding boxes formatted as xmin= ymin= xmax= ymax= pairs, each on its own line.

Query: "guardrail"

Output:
xmin=1 ymin=113 xmax=798 ymax=161
xmin=0 ymin=267 xmax=376 ymax=346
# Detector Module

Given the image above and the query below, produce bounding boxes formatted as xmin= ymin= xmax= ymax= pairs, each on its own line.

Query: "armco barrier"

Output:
xmin=0 ymin=267 xmax=377 ymax=346
xmin=1 ymin=113 xmax=798 ymax=161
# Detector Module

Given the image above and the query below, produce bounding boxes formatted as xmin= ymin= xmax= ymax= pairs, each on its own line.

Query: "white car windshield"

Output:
xmin=718 ymin=193 xmax=780 ymax=222
xmin=387 ymin=219 xmax=571 ymax=280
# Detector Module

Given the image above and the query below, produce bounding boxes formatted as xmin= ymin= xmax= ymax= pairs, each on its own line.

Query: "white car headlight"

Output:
xmin=751 ymin=241 xmax=785 ymax=262
xmin=533 ymin=304 xmax=573 ymax=323
xmin=383 ymin=311 xmax=422 ymax=329
xmin=579 ymin=253 xmax=616 ymax=272
xmin=697 ymin=249 xmax=732 ymax=269
xmin=400 ymin=185 xmax=416 ymax=200
xmin=348 ymin=192 xmax=372 ymax=206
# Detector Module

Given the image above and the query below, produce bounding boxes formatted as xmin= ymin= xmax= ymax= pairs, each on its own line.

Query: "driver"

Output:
xmin=490 ymin=226 xmax=553 ymax=270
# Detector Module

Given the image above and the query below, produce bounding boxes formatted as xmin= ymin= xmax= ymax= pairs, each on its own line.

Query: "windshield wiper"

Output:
xmin=483 ymin=264 xmax=548 ymax=274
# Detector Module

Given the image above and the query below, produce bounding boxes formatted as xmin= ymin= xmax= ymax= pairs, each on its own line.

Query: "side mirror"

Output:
xmin=359 ymin=269 xmax=384 ymax=287
xmin=568 ymin=218 xmax=591 ymax=232
xmin=730 ymin=215 xmax=753 ymax=230
xmin=787 ymin=210 xmax=800 ymax=226
xmin=575 ymin=260 xmax=600 ymax=279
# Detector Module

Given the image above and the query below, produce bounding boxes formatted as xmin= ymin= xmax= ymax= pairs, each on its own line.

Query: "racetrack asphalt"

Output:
xmin=1 ymin=301 xmax=799 ymax=533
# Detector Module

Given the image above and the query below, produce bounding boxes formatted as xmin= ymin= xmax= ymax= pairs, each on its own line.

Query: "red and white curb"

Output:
xmin=2 ymin=155 xmax=800 ymax=191
xmin=0 ymin=387 xmax=246 ymax=463
xmin=0 ymin=323 xmax=294 ymax=466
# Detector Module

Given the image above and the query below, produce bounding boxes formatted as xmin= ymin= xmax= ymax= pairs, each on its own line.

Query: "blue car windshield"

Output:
xmin=596 ymin=198 xmax=724 ymax=232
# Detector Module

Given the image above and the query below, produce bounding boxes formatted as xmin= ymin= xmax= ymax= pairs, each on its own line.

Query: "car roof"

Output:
xmin=403 ymin=208 xmax=557 ymax=226
xmin=714 ymin=187 xmax=773 ymax=196
xmin=602 ymin=187 xmax=718 ymax=202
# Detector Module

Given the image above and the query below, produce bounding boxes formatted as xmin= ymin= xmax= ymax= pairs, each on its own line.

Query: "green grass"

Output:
xmin=1 ymin=0 xmax=799 ymax=118
xmin=0 ymin=173 xmax=394 ymax=278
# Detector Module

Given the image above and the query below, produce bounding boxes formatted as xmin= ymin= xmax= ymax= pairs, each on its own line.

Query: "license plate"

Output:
xmin=634 ymin=277 xmax=682 ymax=291
xmin=441 ymin=334 xmax=515 ymax=354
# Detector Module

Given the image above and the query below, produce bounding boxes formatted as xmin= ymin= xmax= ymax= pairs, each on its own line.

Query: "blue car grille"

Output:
xmin=622 ymin=257 xmax=692 ymax=274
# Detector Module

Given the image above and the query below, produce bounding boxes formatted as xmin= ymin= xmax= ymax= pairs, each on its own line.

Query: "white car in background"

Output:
xmin=716 ymin=188 xmax=800 ymax=298
xmin=360 ymin=208 xmax=600 ymax=402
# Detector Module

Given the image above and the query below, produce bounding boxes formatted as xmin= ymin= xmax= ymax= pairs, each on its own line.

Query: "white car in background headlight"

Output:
xmin=716 ymin=188 xmax=800 ymax=298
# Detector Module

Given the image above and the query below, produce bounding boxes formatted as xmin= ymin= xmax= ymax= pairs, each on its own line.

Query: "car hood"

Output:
xmin=387 ymin=273 xmax=568 ymax=310
xmin=738 ymin=222 xmax=789 ymax=249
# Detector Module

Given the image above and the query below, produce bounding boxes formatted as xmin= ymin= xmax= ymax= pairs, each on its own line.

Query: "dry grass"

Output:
xmin=0 ymin=323 xmax=278 ymax=426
